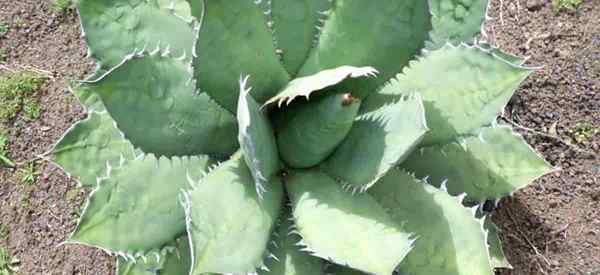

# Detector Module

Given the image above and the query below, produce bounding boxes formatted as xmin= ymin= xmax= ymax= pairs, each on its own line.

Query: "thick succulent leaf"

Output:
xmin=87 ymin=52 xmax=238 ymax=158
xmin=71 ymin=82 xmax=105 ymax=111
xmin=362 ymin=44 xmax=532 ymax=146
xmin=69 ymin=155 xmax=211 ymax=253
xmin=116 ymin=235 xmax=192 ymax=275
xmin=402 ymin=126 xmax=554 ymax=202
xmin=277 ymin=93 xmax=360 ymax=168
xmin=260 ymin=209 xmax=325 ymax=275
xmin=193 ymin=0 xmax=290 ymax=112
xmin=77 ymin=0 xmax=195 ymax=68
xmin=298 ymin=0 xmax=431 ymax=98
xmin=326 ymin=264 xmax=368 ymax=275
xmin=237 ymin=77 xmax=280 ymax=198
xmin=368 ymin=169 xmax=493 ymax=275
xmin=478 ymin=43 xmax=527 ymax=66
xmin=185 ymin=156 xmax=284 ymax=274
xmin=426 ymin=0 xmax=489 ymax=49
xmin=53 ymin=111 xmax=135 ymax=187
xmin=287 ymin=170 xmax=413 ymax=275
xmin=321 ymin=94 xmax=428 ymax=192
xmin=485 ymin=217 xmax=512 ymax=269
xmin=271 ymin=0 xmax=332 ymax=76
xmin=264 ymin=66 xmax=377 ymax=107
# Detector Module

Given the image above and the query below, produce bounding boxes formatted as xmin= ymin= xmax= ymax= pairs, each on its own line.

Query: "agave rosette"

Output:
xmin=51 ymin=0 xmax=553 ymax=274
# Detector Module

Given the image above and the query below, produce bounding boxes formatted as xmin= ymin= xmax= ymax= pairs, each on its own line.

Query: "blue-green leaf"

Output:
xmin=185 ymin=155 xmax=284 ymax=274
xmin=287 ymin=170 xmax=413 ymax=275
xmin=69 ymin=155 xmax=211 ymax=253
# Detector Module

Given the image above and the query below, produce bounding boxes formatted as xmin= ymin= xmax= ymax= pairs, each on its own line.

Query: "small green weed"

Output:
xmin=13 ymin=17 xmax=24 ymax=28
xmin=0 ymin=131 xmax=14 ymax=168
xmin=0 ymin=49 xmax=6 ymax=63
xmin=66 ymin=187 xmax=81 ymax=203
xmin=18 ymin=162 xmax=40 ymax=186
xmin=0 ymin=23 xmax=8 ymax=38
xmin=552 ymin=0 xmax=583 ymax=13
xmin=23 ymin=98 xmax=41 ymax=120
xmin=0 ymin=71 xmax=47 ymax=121
xmin=571 ymin=122 xmax=599 ymax=143
xmin=0 ymin=247 xmax=19 ymax=275
xmin=51 ymin=0 xmax=72 ymax=14
xmin=0 ymin=225 xmax=8 ymax=240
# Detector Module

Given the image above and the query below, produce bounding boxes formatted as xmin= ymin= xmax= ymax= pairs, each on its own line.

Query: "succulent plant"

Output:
xmin=51 ymin=0 xmax=553 ymax=274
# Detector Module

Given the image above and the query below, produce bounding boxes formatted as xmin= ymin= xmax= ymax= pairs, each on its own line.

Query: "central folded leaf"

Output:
xmin=277 ymin=93 xmax=361 ymax=168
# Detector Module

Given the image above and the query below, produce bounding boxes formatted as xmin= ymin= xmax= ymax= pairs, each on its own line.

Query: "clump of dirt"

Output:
xmin=485 ymin=0 xmax=600 ymax=274
xmin=0 ymin=0 xmax=114 ymax=274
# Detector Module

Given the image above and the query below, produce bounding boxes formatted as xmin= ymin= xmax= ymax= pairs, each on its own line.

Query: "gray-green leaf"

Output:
xmin=401 ymin=125 xmax=554 ymax=202
xmin=53 ymin=111 xmax=135 ymax=187
xmin=77 ymin=0 xmax=195 ymax=68
xmin=116 ymin=235 xmax=192 ymax=275
xmin=271 ymin=0 xmax=332 ymax=76
xmin=259 ymin=209 xmax=325 ymax=275
xmin=185 ymin=155 xmax=284 ymax=274
xmin=87 ymin=53 xmax=238 ymax=158
xmin=369 ymin=169 xmax=493 ymax=275
xmin=193 ymin=0 xmax=290 ymax=112
xmin=426 ymin=0 xmax=490 ymax=49
xmin=362 ymin=44 xmax=532 ymax=146
xmin=321 ymin=94 xmax=428 ymax=192
xmin=237 ymin=76 xmax=280 ymax=198
xmin=264 ymin=66 xmax=377 ymax=107
xmin=69 ymin=155 xmax=211 ymax=253
xmin=287 ymin=170 xmax=413 ymax=275
xmin=298 ymin=0 xmax=431 ymax=98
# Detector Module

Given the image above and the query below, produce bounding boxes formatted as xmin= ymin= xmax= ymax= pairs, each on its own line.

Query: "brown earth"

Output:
xmin=0 ymin=0 xmax=598 ymax=275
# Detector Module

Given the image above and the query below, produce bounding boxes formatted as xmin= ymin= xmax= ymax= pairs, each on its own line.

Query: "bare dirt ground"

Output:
xmin=0 ymin=0 xmax=598 ymax=275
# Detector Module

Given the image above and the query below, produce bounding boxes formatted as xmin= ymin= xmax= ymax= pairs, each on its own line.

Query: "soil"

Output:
xmin=485 ymin=0 xmax=600 ymax=274
xmin=0 ymin=0 xmax=598 ymax=275
xmin=0 ymin=1 xmax=114 ymax=274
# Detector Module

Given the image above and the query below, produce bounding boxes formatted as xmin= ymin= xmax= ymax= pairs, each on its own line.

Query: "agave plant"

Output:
xmin=51 ymin=0 xmax=553 ymax=274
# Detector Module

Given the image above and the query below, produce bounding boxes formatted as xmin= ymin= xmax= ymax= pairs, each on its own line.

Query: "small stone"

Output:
xmin=526 ymin=0 xmax=544 ymax=11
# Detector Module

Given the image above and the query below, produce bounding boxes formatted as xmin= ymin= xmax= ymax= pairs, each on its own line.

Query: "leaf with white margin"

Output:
xmin=321 ymin=94 xmax=428 ymax=192
xmin=53 ymin=111 xmax=135 ymax=187
xmin=485 ymin=217 xmax=512 ymax=269
xmin=69 ymin=155 xmax=211 ymax=253
xmin=184 ymin=155 xmax=284 ymax=274
xmin=237 ymin=76 xmax=280 ymax=198
xmin=401 ymin=125 xmax=554 ymax=202
xmin=362 ymin=44 xmax=533 ymax=146
xmin=287 ymin=169 xmax=413 ymax=275
xmin=264 ymin=66 xmax=377 ymax=107
xmin=86 ymin=52 xmax=239 ymax=158
xmin=116 ymin=235 xmax=193 ymax=275
xmin=77 ymin=0 xmax=195 ymax=68
xmin=368 ymin=169 xmax=493 ymax=275
xmin=259 ymin=209 xmax=325 ymax=275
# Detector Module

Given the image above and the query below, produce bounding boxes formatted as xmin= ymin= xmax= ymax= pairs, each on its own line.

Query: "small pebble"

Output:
xmin=526 ymin=0 xmax=544 ymax=11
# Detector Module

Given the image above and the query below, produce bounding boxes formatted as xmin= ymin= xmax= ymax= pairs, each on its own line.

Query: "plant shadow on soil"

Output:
xmin=0 ymin=0 xmax=598 ymax=275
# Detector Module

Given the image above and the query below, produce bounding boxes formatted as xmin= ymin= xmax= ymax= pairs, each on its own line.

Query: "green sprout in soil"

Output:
xmin=23 ymin=98 xmax=41 ymax=120
xmin=0 ymin=23 xmax=8 ymax=38
xmin=571 ymin=122 xmax=599 ymax=143
xmin=0 ymin=225 xmax=8 ymax=240
xmin=51 ymin=0 xmax=72 ymax=14
xmin=0 ymin=247 xmax=19 ymax=275
xmin=0 ymin=71 xmax=47 ymax=121
xmin=0 ymin=49 xmax=6 ymax=63
xmin=552 ymin=0 xmax=583 ymax=13
xmin=0 ymin=131 xmax=14 ymax=168
xmin=13 ymin=16 xmax=24 ymax=28
xmin=18 ymin=162 xmax=40 ymax=186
